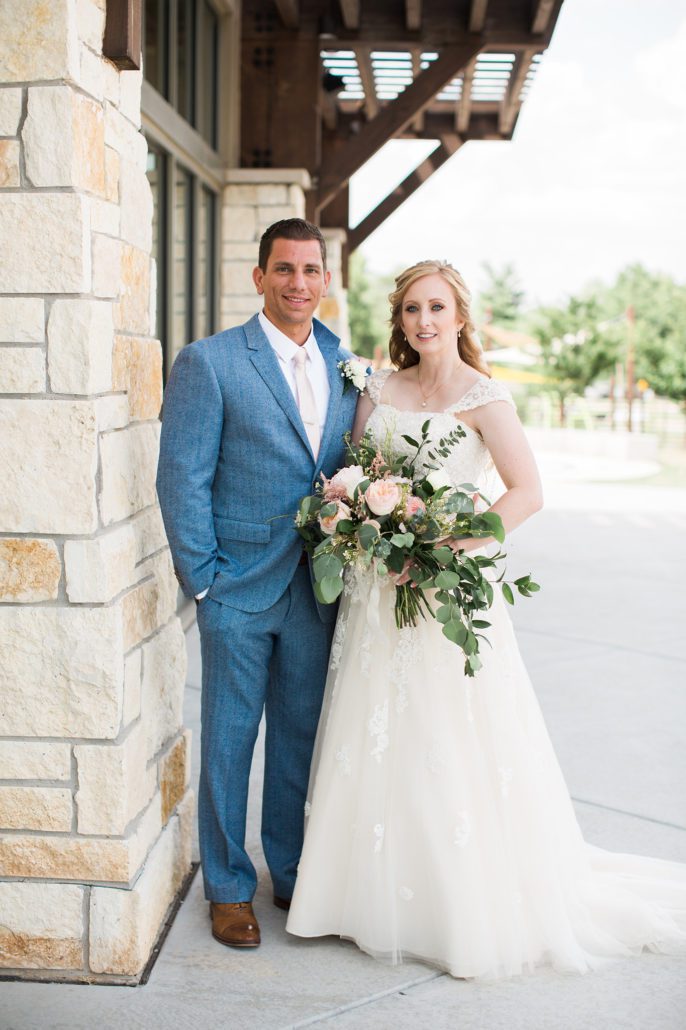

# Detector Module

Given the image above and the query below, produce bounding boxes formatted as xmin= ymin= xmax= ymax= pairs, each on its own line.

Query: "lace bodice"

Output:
xmin=363 ymin=368 xmax=515 ymax=489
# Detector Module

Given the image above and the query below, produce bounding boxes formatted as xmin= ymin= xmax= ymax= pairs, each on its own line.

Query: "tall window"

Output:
xmin=144 ymin=0 xmax=219 ymax=149
xmin=143 ymin=0 xmax=224 ymax=377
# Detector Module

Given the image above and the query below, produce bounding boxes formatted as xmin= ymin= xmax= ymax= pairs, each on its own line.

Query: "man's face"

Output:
xmin=253 ymin=238 xmax=331 ymax=340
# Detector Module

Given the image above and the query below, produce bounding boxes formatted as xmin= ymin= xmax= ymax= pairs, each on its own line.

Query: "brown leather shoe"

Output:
xmin=273 ymin=895 xmax=291 ymax=911
xmin=210 ymin=902 xmax=260 ymax=948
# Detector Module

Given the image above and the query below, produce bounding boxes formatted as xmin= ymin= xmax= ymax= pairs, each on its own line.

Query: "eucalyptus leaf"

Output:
xmin=313 ymin=553 xmax=343 ymax=582
xmin=443 ymin=619 xmax=468 ymax=645
xmin=435 ymin=570 xmax=462 ymax=589
xmin=387 ymin=547 xmax=406 ymax=574
xmin=315 ymin=575 xmax=344 ymax=605
xmin=390 ymin=532 xmax=415 ymax=548
xmin=502 ymin=582 xmax=514 ymax=605
xmin=357 ymin=523 xmax=380 ymax=549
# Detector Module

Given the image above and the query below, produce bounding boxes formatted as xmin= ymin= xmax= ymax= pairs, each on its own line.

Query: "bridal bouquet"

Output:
xmin=295 ymin=421 xmax=539 ymax=676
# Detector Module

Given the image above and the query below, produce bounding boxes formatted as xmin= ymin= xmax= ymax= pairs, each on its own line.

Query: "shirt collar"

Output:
xmin=259 ymin=310 xmax=317 ymax=365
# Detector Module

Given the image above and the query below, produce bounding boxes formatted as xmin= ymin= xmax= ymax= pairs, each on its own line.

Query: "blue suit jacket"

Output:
xmin=156 ymin=313 xmax=358 ymax=615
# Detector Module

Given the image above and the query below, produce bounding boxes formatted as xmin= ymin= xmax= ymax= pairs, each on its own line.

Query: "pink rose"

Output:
xmin=405 ymin=495 xmax=426 ymax=520
xmin=319 ymin=501 xmax=351 ymax=536
xmin=328 ymin=464 xmax=365 ymax=501
xmin=364 ymin=480 xmax=401 ymax=517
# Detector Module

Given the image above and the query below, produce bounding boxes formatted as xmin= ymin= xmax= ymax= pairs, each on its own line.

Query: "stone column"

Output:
xmin=221 ymin=169 xmax=348 ymax=337
xmin=0 ymin=0 xmax=192 ymax=981
xmin=318 ymin=229 xmax=350 ymax=349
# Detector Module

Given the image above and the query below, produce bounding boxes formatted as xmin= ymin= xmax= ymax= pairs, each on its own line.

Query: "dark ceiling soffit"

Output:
xmin=103 ymin=0 xmax=142 ymax=70
xmin=273 ymin=0 xmax=299 ymax=29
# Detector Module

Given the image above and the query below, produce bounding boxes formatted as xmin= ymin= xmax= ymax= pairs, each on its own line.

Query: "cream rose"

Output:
xmin=426 ymin=468 xmax=452 ymax=492
xmin=328 ymin=464 xmax=366 ymax=501
xmin=319 ymin=501 xmax=351 ymax=535
xmin=364 ymin=479 xmax=401 ymax=517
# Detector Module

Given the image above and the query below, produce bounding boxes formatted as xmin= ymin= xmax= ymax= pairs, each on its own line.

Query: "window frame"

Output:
xmin=142 ymin=0 xmax=235 ymax=376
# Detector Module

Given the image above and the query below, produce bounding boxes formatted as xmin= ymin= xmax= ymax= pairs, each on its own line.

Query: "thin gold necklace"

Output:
xmin=417 ymin=362 xmax=462 ymax=408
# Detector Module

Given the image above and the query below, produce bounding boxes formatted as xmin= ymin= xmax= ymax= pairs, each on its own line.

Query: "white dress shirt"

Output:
xmin=258 ymin=310 xmax=330 ymax=433
xmin=196 ymin=312 xmax=331 ymax=601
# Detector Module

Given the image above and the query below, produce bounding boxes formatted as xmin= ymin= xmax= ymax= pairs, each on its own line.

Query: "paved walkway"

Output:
xmin=4 ymin=462 xmax=686 ymax=1029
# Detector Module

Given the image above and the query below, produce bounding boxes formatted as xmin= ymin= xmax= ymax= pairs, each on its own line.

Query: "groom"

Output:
xmin=156 ymin=219 xmax=358 ymax=948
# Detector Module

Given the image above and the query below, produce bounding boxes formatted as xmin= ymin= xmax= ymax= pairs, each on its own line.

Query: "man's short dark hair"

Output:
xmin=258 ymin=218 xmax=327 ymax=271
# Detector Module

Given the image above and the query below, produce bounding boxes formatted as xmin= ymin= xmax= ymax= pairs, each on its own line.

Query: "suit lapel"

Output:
xmin=245 ymin=314 xmax=313 ymax=456
xmin=314 ymin=318 xmax=345 ymax=475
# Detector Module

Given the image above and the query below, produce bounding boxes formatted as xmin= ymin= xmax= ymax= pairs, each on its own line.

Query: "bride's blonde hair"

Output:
xmin=388 ymin=260 xmax=489 ymax=376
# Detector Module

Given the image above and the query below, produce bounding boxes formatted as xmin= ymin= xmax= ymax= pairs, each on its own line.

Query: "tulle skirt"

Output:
xmin=286 ymin=568 xmax=686 ymax=980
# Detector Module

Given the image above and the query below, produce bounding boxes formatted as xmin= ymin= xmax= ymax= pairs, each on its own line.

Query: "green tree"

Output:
xmin=477 ymin=262 xmax=525 ymax=325
xmin=347 ymin=252 xmax=393 ymax=360
xmin=532 ymin=296 xmax=621 ymax=426
xmin=597 ymin=264 xmax=686 ymax=410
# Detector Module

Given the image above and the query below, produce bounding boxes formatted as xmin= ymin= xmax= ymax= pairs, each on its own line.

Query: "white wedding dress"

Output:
xmin=286 ymin=370 xmax=686 ymax=980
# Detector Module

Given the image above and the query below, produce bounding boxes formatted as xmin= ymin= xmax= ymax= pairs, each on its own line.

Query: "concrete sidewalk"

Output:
xmin=4 ymin=478 xmax=686 ymax=1029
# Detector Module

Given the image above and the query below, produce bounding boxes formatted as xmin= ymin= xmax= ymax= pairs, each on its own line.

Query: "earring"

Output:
xmin=457 ymin=329 xmax=461 ymax=340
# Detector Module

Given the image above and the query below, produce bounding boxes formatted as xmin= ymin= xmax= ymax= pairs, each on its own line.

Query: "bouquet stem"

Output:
xmin=394 ymin=583 xmax=432 ymax=629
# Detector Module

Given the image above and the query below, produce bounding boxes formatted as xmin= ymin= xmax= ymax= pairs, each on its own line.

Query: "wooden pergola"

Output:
xmin=241 ymin=0 xmax=565 ymax=268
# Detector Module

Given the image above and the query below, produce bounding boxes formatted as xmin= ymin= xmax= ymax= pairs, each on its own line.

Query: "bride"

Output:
xmin=285 ymin=260 xmax=686 ymax=980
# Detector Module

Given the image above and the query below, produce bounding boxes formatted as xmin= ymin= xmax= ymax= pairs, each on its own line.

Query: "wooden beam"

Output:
xmin=408 ymin=110 xmax=502 ymax=140
xmin=321 ymin=91 xmax=339 ymax=131
xmin=336 ymin=109 xmax=504 ymax=142
xmin=241 ymin=36 xmax=322 ymax=172
xmin=498 ymin=47 xmax=537 ymax=135
xmin=319 ymin=182 xmax=350 ymax=228
xmin=456 ymin=56 xmax=477 ymax=133
xmin=468 ymin=0 xmax=489 ymax=33
xmin=317 ymin=39 xmax=482 ymax=210
xmin=531 ymin=0 xmax=556 ymax=34
xmin=406 ymin=1 xmax=422 ymax=31
xmin=353 ymin=45 xmax=379 ymax=120
xmin=411 ymin=50 xmax=424 ymax=132
xmin=321 ymin=27 xmax=554 ymax=49
xmin=348 ymin=134 xmax=462 ymax=251
xmin=338 ymin=0 xmax=360 ymax=31
xmin=273 ymin=0 xmax=299 ymax=29
xmin=103 ymin=0 xmax=142 ymax=70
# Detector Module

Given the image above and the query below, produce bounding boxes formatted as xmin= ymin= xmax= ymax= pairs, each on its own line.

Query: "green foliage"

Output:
xmin=477 ymin=262 xmax=525 ymax=325
xmin=532 ymin=295 xmax=622 ymax=424
xmin=347 ymin=251 xmax=395 ymax=359
xmin=596 ymin=264 xmax=686 ymax=408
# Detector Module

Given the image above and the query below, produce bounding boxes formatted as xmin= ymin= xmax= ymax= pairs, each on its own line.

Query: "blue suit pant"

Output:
xmin=196 ymin=565 xmax=334 ymax=902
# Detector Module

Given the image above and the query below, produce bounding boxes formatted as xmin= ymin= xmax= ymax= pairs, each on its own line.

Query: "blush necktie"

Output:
xmin=292 ymin=347 xmax=321 ymax=459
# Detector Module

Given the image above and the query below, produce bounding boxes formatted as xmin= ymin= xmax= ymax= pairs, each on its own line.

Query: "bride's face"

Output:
xmin=400 ymin=273 xmax=464 ymax=359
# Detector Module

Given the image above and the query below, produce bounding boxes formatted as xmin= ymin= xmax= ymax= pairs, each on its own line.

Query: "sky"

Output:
xmin=349 ymin=0 xmax=686 ymax=308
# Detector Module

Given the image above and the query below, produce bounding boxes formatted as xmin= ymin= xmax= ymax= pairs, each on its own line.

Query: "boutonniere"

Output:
xmin=338 ymin=358 xmax=369 ymax=395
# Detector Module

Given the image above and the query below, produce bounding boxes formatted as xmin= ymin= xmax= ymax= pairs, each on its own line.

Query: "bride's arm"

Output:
xmin=454 ymin=401 xmax=543 ymax=553
xmin=352 ymin=391 xmax=375 ymax=445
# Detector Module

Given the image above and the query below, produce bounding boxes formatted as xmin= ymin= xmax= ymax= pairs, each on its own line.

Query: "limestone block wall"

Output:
xmin=0 ymin=0 xmax=192 ymax=981
xmin=221 ymin=170 xmax=350 ymax=348
xmin=221 ymin=169 xmax=310 ymax=328
xmin=319 ymin=229 xmax=351 ymax=350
